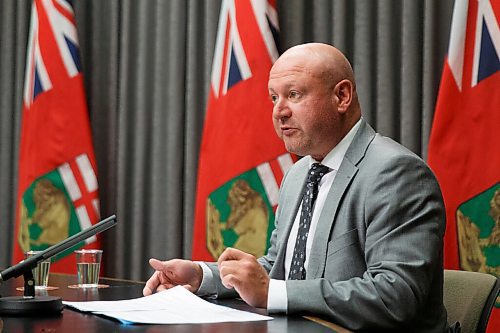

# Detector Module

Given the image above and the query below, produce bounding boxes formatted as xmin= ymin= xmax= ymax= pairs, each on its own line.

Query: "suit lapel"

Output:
xmin=270 ymin=159 xmax=308 ymax=279
xmin=307 ymin=119 xmax=376 ymax=278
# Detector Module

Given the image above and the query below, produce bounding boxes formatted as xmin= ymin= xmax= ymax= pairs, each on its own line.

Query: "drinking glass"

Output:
xmin=24 ymin=250 xmax=51 ymax=289
xmin=74 ymin=249 xmax=102 ymax=288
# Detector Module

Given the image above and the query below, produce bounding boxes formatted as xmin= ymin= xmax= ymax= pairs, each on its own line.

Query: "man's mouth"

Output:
xmin=281 ymin=126 xmax=297 ymax=136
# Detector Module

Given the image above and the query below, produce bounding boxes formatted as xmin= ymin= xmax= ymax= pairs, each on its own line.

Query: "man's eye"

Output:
xmin=289 ymin=91 xmax=300 ymax=99
xmin=270 ymin=95 xmax=278 ymax=104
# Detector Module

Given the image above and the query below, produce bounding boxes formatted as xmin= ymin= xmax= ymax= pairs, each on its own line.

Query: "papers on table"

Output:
xmin=63 ymin=285 xmax=272 ymax=324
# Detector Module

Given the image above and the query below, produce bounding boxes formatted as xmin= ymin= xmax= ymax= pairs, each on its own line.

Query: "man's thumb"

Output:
xmin=149 ymin=258 xmax=167 ymax=271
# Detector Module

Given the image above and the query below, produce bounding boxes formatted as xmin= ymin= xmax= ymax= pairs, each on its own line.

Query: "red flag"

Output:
xmin=13 ymin=0 xmax=101 ymax=273
xmin=428 ymin=0 xmax=500 ymax=329
xmin=192 ymin=0 xmax=295 ymax=261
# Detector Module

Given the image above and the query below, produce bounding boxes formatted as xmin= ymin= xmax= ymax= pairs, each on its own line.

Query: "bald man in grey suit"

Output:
xmin=144 ymin=43 xmax=449 ymax=332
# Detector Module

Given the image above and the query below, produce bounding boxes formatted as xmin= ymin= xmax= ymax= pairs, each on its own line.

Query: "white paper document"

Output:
xmin=63 ymin=285 xmax=273 ymax=324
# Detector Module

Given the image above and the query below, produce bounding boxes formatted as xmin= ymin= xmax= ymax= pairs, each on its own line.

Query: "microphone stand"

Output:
xmin=0 ymin=214 xmax=117 ymax=316
xmin=0 ymin=266 xmax=60 ymax=316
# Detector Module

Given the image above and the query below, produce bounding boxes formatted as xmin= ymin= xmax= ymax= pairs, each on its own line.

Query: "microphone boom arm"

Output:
xmin=0 ymin=214 xmax=116 ymax=283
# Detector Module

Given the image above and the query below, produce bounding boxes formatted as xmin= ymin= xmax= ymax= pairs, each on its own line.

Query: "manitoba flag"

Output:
xmin=428 ymin=0 xmax=500 ymax=330
xmin=192 ymin=0 xmax=295 ymax=261
xmin=13 ymin=0 xmax=101 ymax=273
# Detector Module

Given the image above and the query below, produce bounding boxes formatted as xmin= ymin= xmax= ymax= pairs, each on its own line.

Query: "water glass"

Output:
xmin=75 ymin=249 xmax=102 ymax=288
xmin=24 ymin=250 xmax=51 ymax=289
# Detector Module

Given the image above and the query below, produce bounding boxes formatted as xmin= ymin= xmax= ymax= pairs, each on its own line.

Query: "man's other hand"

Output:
xmin=218 ymin=247 xmax=269 ymax=308
xmin=143 ymin=258 xmax=203 ymax=296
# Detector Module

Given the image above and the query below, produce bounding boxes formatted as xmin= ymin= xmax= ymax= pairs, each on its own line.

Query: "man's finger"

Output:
xmin=218 ymin=247 xmax=251 ymax=265
xmin=143 ymin=271 xmax=161 ymax=296
xmin=219 ymin=260 xmax=243 ymax=279
xmin=149 ymin=258 xmax=167 ymax=270
xmin=143 ymin=285 xmax=153 ymax=296
xmin=149 ymin=258 xmax=178 ymax=280
xmin=221 ymin=273 xmax=239 ymax=290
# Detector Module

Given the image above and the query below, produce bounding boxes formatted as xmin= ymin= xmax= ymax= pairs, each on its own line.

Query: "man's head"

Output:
xmin=268 ymin=43 xmax=361 ymax=161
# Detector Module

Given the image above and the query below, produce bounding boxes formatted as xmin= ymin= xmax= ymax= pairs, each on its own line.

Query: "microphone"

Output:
xmin=0 ymin=214 xmax=117 ymax=315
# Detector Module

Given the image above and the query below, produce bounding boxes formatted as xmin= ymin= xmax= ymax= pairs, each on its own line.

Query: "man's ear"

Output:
xmin=333 ymin=79 xmax=353 ymax=114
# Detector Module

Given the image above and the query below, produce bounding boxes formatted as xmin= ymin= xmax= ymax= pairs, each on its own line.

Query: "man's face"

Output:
xmin=268 ymin=55 xmax=340 ymax=160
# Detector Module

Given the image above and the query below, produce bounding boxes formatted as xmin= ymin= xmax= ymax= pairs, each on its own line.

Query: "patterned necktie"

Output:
xmin=288 ymin=163 xmax=330 ymax=280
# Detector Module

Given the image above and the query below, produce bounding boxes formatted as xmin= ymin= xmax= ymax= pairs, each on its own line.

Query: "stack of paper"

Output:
xmin=63 ymin=285 xmax=273 ymax=324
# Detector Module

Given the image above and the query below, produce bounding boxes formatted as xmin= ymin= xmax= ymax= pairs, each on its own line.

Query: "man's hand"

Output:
xmin=218 ymin=247 xmax=269 ymax=308
xmin=143 ymin=258 xmax=203 ymax=296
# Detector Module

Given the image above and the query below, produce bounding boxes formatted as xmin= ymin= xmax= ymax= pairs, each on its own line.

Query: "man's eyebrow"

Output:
xmin=268 ymin=82 xmax=295 ymax=91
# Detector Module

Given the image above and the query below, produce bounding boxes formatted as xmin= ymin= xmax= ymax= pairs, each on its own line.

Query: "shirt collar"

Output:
xmin=309 ymin=118 xmax=362 ymax=171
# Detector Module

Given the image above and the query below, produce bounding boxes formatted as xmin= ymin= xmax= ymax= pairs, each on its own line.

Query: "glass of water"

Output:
xmin=25 ymin=250 xmax=51 ymax=289
xmin=74 ymin=249 xmax=102 ymax=288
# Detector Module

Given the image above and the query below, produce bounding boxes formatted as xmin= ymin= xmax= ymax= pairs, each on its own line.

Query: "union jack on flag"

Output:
xmin=24 ymin=0 xmax=81 ymax=106
xmin=211 ymin=0 xmax=279 ymax=97
xmin=448 ymin=0 xmax=500 ymax=90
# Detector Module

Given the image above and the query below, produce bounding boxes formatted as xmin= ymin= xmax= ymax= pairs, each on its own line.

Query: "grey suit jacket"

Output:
xmin=208 ymin=119 xmax=448 ymax=332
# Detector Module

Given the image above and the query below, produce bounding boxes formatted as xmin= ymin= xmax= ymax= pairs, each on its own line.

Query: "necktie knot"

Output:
xmin=307 ymin=163 xmax=330 ymax=185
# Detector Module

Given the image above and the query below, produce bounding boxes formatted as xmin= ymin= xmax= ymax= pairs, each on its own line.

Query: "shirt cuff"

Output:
xmin=267 ymin=279 xmax=287 ymax=313
xmin=195 ymin=261 xmax=217 ymax=298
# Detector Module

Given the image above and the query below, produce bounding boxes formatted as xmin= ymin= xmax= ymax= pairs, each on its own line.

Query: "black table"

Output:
xmin=0 ymin=273 xmax=351 ymax=332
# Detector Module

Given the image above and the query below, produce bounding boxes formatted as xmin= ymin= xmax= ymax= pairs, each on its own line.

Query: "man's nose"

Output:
xmin=273 ymin=99 xmax=290 ymax=120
